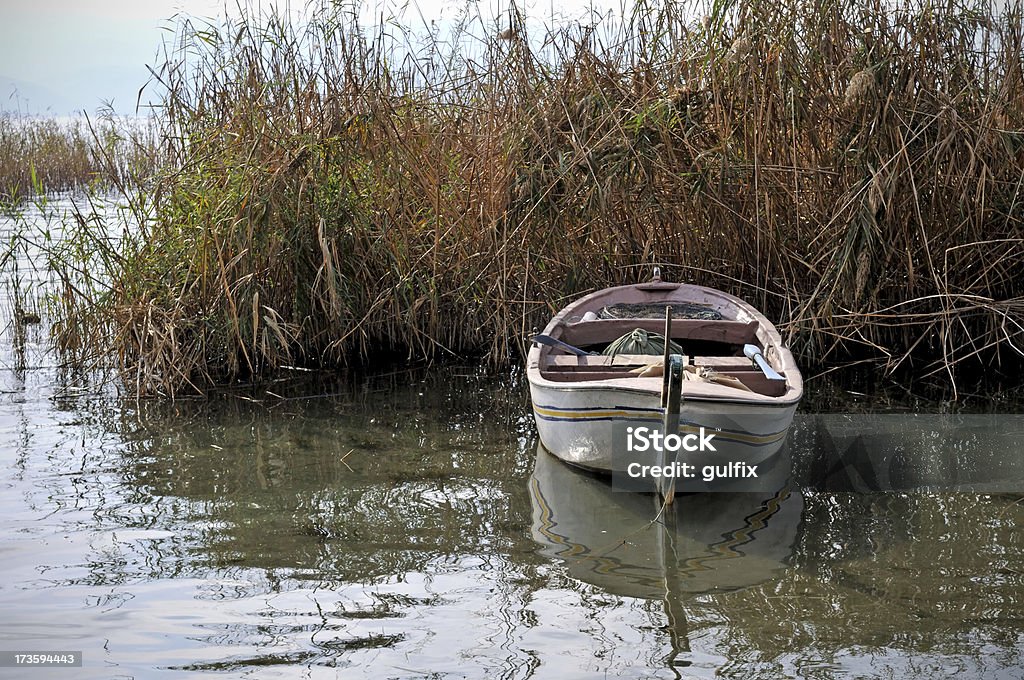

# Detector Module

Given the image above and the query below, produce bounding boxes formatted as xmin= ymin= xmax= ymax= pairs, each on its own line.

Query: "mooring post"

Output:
xmin=661 ymin=306 xmax=673 ymax=408
xmin=660 ymin=353 xmax=683 ymax=505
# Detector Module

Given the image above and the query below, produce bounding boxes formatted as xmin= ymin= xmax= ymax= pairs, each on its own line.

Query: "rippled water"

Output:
xmin=2 ymin=370 xmax=1023 ymax=679
xmin=2 ymin=199 xmax=1024 ymax=678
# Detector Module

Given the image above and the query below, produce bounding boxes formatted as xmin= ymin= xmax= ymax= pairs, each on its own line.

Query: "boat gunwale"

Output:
xmin=526 ymin=280 xmax=803 ymax=405
xmin=530 ymin=383 xmax=802 ymax=407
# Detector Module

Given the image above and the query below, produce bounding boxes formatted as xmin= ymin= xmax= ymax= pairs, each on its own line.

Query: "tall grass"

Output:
xmin=0 ymin=111 xmax=158 ymax=202
xmin=44 ymin=0 xmax=1024 ymax=395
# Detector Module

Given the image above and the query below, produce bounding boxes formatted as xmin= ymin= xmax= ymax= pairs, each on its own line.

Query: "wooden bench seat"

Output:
xmin=559 ymin=318 xmax=759 ymax=347
xmin=538 ymin=366 xmax=788 ymax=396
xmin=538 ymin=348 xmax=788 ymax=396
xmin=543 ymin=355 xmax=758 ymax=370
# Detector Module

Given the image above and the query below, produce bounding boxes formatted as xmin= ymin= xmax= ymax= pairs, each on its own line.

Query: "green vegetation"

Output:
xmin=0 ymin=112 xmax=157 ymax=201
xmin=17 ymin=0 xmax=1024 ymax=395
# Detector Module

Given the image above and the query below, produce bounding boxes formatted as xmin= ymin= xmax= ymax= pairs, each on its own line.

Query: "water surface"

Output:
xmin=2 ymin=367 xmax=1023 ymax=679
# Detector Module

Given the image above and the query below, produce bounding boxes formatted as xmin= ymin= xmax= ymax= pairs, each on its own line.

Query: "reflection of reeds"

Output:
xmin=3 ymin=240 xmax=43 ymax=375
xmin=39 ymin=0 xmax=1024 ymax=394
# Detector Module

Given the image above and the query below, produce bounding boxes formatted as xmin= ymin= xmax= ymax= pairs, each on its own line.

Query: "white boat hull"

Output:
xmin=530 ymin=381 xmax=797 ymax=474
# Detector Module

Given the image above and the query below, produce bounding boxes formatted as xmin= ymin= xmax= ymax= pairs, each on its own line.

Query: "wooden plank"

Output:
xmin=545 ymin=354 xmax=665 ymax=367
xmin=540 ymin=370 xmax=648 ymax=381
xmin=717 ymin=371 xmax=789 ymax=397
xmin=560 ymin=318 xmax=759 ymax=346
xmin=691 ymin=356 xmax=755 ymax=368
xmin=544 ymin=354 xmax=761 ymax=369
xmin=538 ymin=367 xmax=788 ymax=396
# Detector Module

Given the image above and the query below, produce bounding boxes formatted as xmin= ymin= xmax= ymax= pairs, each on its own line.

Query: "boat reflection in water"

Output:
xmin=529 ymin=443 xmax=802 ymax=600
xmin=529 ymin=444 xmax=803 ymax=670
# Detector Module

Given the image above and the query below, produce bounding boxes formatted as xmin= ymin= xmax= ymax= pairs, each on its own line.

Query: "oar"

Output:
xmin=532 ymin=334 xmax=596 ymax=357
xmin=743 ymin=344 xmax=785 ymax=381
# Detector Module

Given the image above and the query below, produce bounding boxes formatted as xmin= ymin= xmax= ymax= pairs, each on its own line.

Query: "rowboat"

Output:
xmin=526 ymin=270 xmax=802 ymax=487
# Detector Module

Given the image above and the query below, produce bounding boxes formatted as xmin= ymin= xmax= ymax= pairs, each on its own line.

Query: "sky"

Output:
xmin=0 ymin=0 xmax=631 ymax=116
xmin=0 ymin=0 xmax=240 ymax=114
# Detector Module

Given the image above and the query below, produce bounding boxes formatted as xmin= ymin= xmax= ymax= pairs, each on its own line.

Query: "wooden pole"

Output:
xmin=660 ymin=354 xmax=683 ymax=505
xmin=661 ymin=306 xmax=673 ymax=408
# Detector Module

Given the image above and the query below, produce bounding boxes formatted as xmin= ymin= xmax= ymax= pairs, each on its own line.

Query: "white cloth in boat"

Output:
xmin=629 ymin=362 xmax=754 ymax=392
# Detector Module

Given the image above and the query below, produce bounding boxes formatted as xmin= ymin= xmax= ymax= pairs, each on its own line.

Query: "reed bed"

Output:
xmin=41 ymin=0 xmax=1024 ymax=395
xmin=0 ymin=112 xmax=158 ymax=202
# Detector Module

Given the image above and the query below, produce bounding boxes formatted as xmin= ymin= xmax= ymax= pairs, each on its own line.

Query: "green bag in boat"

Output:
xmin=602 ymin=328 xmax=683 ymax=357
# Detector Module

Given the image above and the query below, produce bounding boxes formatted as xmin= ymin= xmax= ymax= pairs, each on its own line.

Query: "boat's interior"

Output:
xmin=539 ymin=316 xmax=790 ymax=397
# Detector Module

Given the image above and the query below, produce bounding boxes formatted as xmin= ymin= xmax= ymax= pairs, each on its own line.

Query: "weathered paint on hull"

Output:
xmin=530 ymin=382 xmax=797 ymax=472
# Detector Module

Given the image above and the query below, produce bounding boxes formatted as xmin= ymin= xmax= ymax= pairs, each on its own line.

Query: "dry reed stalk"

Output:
xmin=23 ymin=0 xmax=1024 ymax=396
xmin=0 ymin=111 xmax=158 ymax=203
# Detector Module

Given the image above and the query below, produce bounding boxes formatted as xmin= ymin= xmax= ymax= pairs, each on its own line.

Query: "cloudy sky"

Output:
xmin=0 ymin=0 xmax=233 ymax=114
xmin=0 ymin=0 xmax=629 ymax=116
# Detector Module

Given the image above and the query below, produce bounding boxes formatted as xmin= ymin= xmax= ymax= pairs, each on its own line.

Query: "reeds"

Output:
xmin=39 ymin=0 xmax=1024 ymax=395
xmin=0 ymin=111 xmax=158 ymax=202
